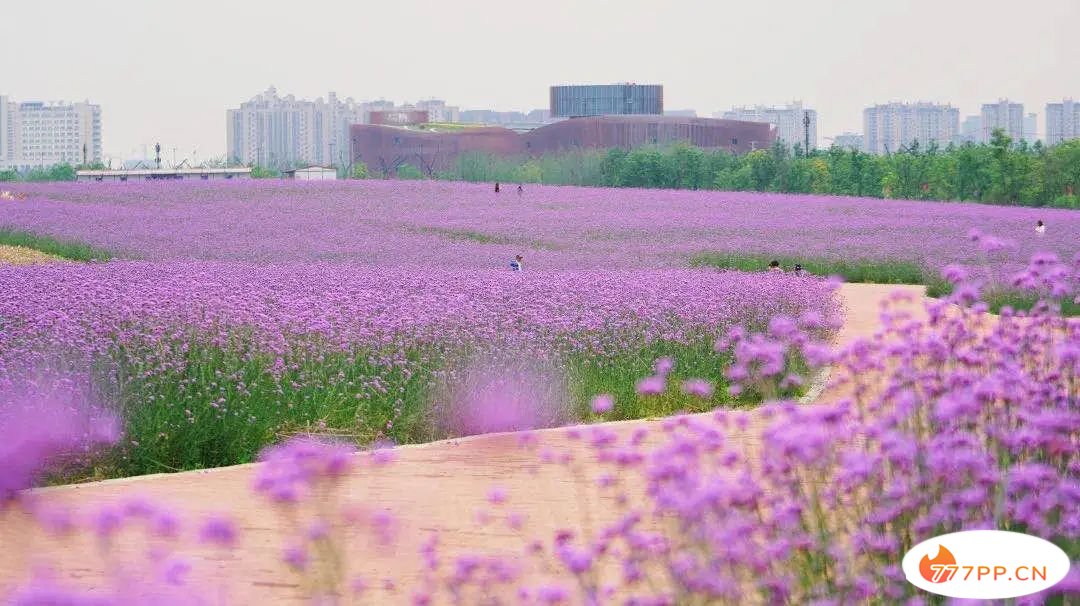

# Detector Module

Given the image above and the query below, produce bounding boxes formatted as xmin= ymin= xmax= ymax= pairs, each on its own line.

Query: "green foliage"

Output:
xmin=690 ymin=252 xmax=929 ymax=285
xmin=250 ymin=165 xmax=281 ymax=179
xmin=691 ymin=252 xmax=1077 ymax=317
xmin=430 ymin=136 xmax=1080 ymax=207
xmin=97 ymin=338 xmax=752 ymax=478
xmin=980 ymin=288 xmax=1080 ymax=317
xmin=0 ymin=228 xmax=113 ymax=261
xmin=396 ymin=163 xmax=424 ymax=180
xmin=0 ymin=169 xmax=17 ymax=182
xmin=22 ymin=163 xmax=77 ymax=182
xmin=350 ymin=162 xmax=370 ymax=180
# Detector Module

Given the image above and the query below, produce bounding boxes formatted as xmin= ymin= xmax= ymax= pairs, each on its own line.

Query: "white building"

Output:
xmin=76 ymin=167 xmax=251 ymax=182
xmin=284 ymin=166 xmax=337 ymax=180
xmin=831 ymin=132 xmax=863 ymax=151
xmin=1024 ymin=113 xmax=1038 ymax=144
xmin=0 ymin=96 xmax=102 ymax=170
xmin=1046 ymin=99 xmax=1079 ymax=146
xmin=960 ymin=115 xmax=982 ymax=144
xmin=863 ymin=102 xmax=959 ymax=155
xmin=227 ymin=87 xmax=363 ymax=169
xmin=716 ymin=102 xmax=818 ymax=150
xmin=980 ymin=99 xmax=1026 ymax=143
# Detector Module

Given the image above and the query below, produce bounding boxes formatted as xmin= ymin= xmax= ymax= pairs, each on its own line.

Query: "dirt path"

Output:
xmin=0 ymin=283 xmax=927 ymax=603
xmin=0 ymin=244 xmax=62 ymax=265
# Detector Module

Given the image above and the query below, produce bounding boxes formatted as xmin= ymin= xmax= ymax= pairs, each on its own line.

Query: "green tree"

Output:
xmin=350 ymin=162 xmax=370 ymax=179
xmin=600 ymin=148 xmax=628 ymax=186
xmin=746 ymin=149 xmax=778 ymax=191
xmin=396 ymin=163 xmax=424 ymax=180
xmin=512 ymin=160 xmax=543 ymax=184
xmin=0 ymin=169 xmax=17 ymax=182
xmin=987 ymin=128 xmax=1016 ymax=203
xmin=250 ymin=165 xmax=280 ymax=179
xmin=1043 ymin=139 xmax=1080 ymax=204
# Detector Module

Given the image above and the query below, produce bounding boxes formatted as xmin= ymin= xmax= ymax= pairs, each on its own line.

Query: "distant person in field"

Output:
xmin=517 ymin=184 xmax=524 ymax=197
xmin=1035 ymin=220 xmax=1046 ymax=235
xmin=494 ymin=182 xmax=500 ymax=194
xmin=510 ymin=255 xmax=523 ymax=271
xmin=768 ymin=260 xmax=782 ymax=273
xmin=794 ymin=263 xmax=805 ymax=276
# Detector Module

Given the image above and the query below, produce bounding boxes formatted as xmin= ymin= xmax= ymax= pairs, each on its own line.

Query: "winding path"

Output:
xmin=0 ymin=283 xmax=927 ymax=603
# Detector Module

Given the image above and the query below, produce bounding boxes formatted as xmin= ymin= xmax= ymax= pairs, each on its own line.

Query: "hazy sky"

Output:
xmin=3 ymin=0 xmax=1078 ymax=159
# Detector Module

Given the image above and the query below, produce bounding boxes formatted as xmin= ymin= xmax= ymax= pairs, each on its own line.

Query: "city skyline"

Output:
xmin=2 ymin=0 xmax=1078 ymax=159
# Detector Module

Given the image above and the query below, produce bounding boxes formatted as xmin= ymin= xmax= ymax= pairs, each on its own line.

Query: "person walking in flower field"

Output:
xmin=510 ymin=255 xmax=523 ymax=271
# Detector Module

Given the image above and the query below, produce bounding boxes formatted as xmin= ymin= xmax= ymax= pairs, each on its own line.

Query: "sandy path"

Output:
xmin=0 ymin=244 xmax=62 ymax=265
xmin=0 ymin=283 xmax=926 ymax=603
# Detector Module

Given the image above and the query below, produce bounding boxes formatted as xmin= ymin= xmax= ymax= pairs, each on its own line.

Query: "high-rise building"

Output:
xmin=831 ymin=133 xmax=863 ymax=152
xmin=227 ymin=87 xmax=363 ymax=168
xmin=863 ymin=102 xmax=959 ymax=155
xmin=549 ymin=84 xmax=663 ymax=118
xmin=960 ymin=116 xmax=982 ymax=144
xmin=717 ymin=102 xmax=818 ymax=151
xmin=412 ymin=99 xmax=460 ymax=123
xmin=1024 ymin=113 xmax=1038 ymax=143
xmin=0 ymin=95 xmax=102 ymax=170
xmin=1046 ymin=99 xmax=1080 ymax=145
xmin=980 ymin=99 xmax=1025 ymax=143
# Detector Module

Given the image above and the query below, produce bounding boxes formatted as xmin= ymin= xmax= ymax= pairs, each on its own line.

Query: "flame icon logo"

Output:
xmin=919 ymin=545 xmax=958 ymax=583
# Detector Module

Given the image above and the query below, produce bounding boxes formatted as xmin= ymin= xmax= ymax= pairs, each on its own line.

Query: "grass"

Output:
xmin=413 ymin=226 xmax=561 ymax=250
xmin=691 ymin=251 xmax=1078 ymax=317
xmin=73 ymin=332 xmax=803 ymax=480
xmin=0 ymin=228 xmax=113 ymax=261
xmin=690 ymin=252 xmax=927 ymax=285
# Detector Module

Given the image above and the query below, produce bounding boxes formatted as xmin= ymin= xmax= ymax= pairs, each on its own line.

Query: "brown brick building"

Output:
xmin=350 ymin=116 xmax=775 ymax=177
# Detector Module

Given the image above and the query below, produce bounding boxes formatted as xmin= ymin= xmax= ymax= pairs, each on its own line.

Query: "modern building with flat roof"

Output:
xmin=717 ymin=102 xmax=818 ymax=151
xmin=227 ymin=87 xmax=362 ymax=168
xmin=284 ymin=166 xmax=338 ymax=180
xmin=0 ymin=96 xmax=101 ymax=170
xmin=1046 ymin=99 xmax=1080 ymax=145
xmin=350 ymin=115 xmax=773 ymax=177
xmin=550 ymin=84 xmax=663 ymax=118
xmin=863 ymin=102 xmax=959 ymax=154
xmin=76 ymin=167 xmax=252 ymax=182
xmin=980 ymin=99 xmax=1028 ymax=143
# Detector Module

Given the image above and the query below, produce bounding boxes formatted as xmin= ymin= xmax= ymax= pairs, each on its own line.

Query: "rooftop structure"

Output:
xmin=283 ymin=166 xmax=338 ymax=180
xmin=550 ymin=84 xmax=663 ymax=118
xmin=76 ymin=167 xmax=252 ymax=182
xmin=0 ymin=96 xmax=102 ymax=170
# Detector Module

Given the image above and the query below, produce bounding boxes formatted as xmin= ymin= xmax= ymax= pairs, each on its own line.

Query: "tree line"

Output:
xmin=419 ymin=129 xmax=1080 ymax=208
xmin=6 ymin=129 xmax=1079 ymax=208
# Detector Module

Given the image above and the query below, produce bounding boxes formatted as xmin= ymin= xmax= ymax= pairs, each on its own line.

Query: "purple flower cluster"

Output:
xmin=0 ymin=380 xmax=119 ymax=503
xmin=253 ymin=437 xmax=356 ymax=503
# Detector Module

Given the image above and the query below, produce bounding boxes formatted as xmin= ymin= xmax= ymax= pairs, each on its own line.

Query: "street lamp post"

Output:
xmin=803 ymin=111 xmax=811 ymax=157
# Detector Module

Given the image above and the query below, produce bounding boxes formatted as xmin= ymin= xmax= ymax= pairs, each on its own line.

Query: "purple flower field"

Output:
xmin=0 ymin=180 xmax=1077 ymax=603
xmin=3 ymin=181 xmax=1077 ymax=275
